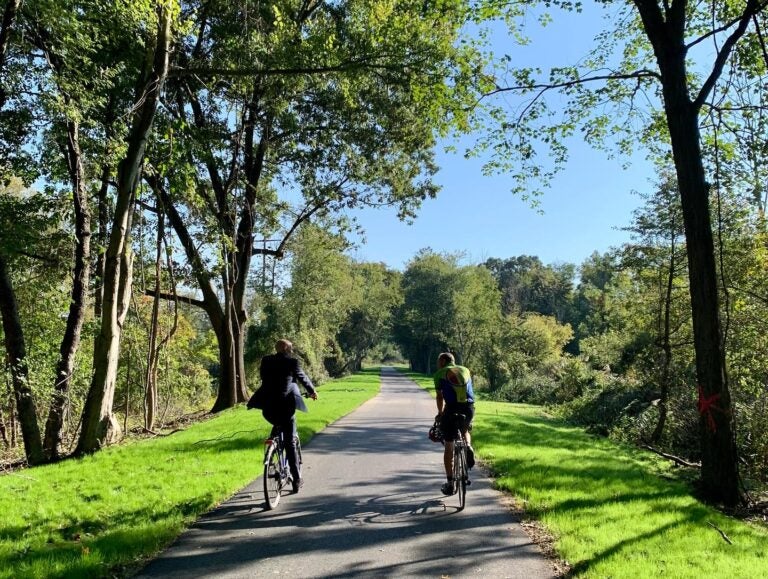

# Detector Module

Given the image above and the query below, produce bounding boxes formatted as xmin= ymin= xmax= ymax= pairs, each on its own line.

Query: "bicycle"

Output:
xmin=262 ymin=424 xmax=302 ymax=510
xmin=447 ymin=413 xmax=470 ymax=511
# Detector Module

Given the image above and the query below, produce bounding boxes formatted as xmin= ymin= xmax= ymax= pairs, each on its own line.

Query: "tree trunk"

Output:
xmin=43 ymin=118 xmax=91 ymax=461
xmin=0 ymin=255 xmax=45 ymax=465
xmin=76 ymin=5 xmax=172 ymax=454
xmin=0 ymin=403 xmax=8 ymax=447
xmin=94 ymin=164 xmax=111 ymax=318
xmin=209 ymin=281 xmax=249 ymax=412
xmin=0 ymin=0 xmax=20 ymax=107
xmin=632 ymin=0 xmax=744 ymax=506
xmin=651 ymin=226 xmax=677 ymax=444
xmin=661 ymin=67 xmax=741 ymax=506
xmin=143 ymin=212 xmax=165 ymax=431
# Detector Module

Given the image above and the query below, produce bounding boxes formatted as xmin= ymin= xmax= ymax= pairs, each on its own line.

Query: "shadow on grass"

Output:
xmin=2 ymin=495 xmax=216 ymax=579
xmin=472 ymin=408 xmax=743 ymax=576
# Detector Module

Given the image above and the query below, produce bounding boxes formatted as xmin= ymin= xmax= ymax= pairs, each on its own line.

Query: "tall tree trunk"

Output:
xmin=0 ymin=255 xmax=45 ymax=465
xmin=43 ymin=119 xmax=91 ymax=461
xmin=633 ymin=0 xmax=745 ymax=506
xmin=94 ymin=97 xmax=117 ymax=318
xmin=651 ymin=231 xmax=677 ymax=444
xmin=143 ymin=213 xmax=163 ymax=431
xmin=76 ymin=6 xmax=172 ymax=454
xmin=94 ymin=164 xmax=111 ymax=318
xmin=210 ymin=314 xmax=239 ymax=412
xmin=0 ymin=403 xmax=8 ymax=447
xmin=0 ymin=0 xmax=20 ymax=107
xmin=662 ymin=69 xmax=741 ymax=506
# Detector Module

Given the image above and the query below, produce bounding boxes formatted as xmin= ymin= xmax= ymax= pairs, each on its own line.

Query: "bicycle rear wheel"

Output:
xmin=454 ymin=443 xmax=467 ymax=511
xmin=296 ymin=437 xmax=303 ymax=477
xmin=263 ymin=443 xmax=282 ymax=510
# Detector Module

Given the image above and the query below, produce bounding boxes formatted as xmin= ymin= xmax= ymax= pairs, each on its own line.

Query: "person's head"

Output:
xmin=275 ymin=339 xmax=293 ymax=355
xmin=437 ymin=352 xmax=455 ymax=369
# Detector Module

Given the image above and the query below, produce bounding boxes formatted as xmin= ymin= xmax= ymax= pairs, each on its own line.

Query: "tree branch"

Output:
xmin=484 ymin=69 xmax=661 ymax=100
xmin=641 ymin=444 xmax=701 ymax=468
xmin=693 ymin=0 xmax=767 ymax=110
xmin=144 ymin=287 xmax=205 ymax=309
xmin=168 ymin=53 xmax=426 ymax=79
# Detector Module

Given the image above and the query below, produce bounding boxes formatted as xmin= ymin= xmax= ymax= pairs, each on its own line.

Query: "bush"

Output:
xmin=555 ymin=375 xmax=651 ymax=437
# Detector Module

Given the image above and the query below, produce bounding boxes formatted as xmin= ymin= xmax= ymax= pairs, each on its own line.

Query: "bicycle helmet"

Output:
xmin=428 ymin=424 xmax=444 ymax=443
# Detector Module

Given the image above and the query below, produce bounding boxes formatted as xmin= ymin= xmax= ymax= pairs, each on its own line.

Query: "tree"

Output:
xmin=484 ymin=256 xmax=574 ymax=321
xmin=473 ymin=0 xmax=768 ymax=502
xmin=337 ymin=262 xmax=403 ymax=373
xmin=76 ymin=2 xmax=174 ymax=455
xmin=150 ymin=0 xmax=477 ymax=411
xmin=621 ymin=173 xmax=690 ymax=443
xmin=394 ymin=251 xmax=501 ymax=375
xmin=394 ymin=250 xmax=457 ymax=374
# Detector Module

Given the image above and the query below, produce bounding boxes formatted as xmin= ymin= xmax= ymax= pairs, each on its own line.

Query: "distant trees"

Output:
xmin=245 ymin=224 xmax=403 ymax=381
xmin=393 ymin=250 xmax=501 ymax=374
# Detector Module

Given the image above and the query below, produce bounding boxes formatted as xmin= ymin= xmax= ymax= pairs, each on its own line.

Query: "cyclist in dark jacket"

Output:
xmin=250 ymin=339 xmax=317 ymax=492
xmin=433 ymin=352 xmax=475 ymax=495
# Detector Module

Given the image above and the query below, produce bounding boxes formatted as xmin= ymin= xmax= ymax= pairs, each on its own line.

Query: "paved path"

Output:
xmin=135 ymin=368 xmax=554 ymax=578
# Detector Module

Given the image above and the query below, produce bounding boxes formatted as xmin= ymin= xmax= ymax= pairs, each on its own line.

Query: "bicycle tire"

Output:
xmin=263 ymin=442 xmax=282 ymax=510
xmin=296 ymin=437 xmax=303 ymax=480
xmin=454 ymin=442 xmax=467 ymax=511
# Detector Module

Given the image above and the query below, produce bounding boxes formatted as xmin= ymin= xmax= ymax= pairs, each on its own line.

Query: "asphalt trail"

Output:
xmin=134 ymin=368 xmax=555 ymax=578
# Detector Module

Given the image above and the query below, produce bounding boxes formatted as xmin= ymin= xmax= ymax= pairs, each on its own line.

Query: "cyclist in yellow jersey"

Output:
xmin=433 ymin=352 xmax=475 ymax=495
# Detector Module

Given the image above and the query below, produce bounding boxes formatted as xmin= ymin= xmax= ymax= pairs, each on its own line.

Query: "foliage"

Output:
xmin=484 ymin=255 xmax=574 ymax=321
xmin=393 ymin=249 xmax=501 ymax=375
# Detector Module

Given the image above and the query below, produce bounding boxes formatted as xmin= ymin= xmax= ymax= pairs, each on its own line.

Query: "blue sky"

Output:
xmin=349 ymin=142 xmax=654 ymax=270
xmin=348 ymin=4 xmax=657 ymax=271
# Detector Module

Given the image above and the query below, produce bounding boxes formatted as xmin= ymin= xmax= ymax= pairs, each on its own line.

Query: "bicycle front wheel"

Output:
xmin=263 ymin=444 xmax=282 ymax=510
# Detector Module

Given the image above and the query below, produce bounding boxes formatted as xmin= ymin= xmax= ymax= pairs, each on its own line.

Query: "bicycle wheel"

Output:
xmin=263 ymin=443 xmax=282 ymax=510
xmin=454 ymin=442 xmax=467 ymax=511
xmin=295 ymin=437 xmax=303 ymax=479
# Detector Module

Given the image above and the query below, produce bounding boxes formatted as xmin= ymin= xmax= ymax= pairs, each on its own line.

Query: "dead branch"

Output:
xmin=641 ymin=444 xmax=701 ymax=468
xmin=707 ymin=522 xmax=734 ymax=544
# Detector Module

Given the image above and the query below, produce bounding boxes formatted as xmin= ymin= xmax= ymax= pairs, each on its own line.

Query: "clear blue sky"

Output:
xmin=348 ymin=143 xmax=654 ymax=270
xmin=348 ymin=5 xmax=657 ymax=271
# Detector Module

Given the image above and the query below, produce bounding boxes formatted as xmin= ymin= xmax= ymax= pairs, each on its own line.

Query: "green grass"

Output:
xmin=401 ymin=369 xmax=768 ymax=578
xmin=0 ymin=369 xmax=381 ymax=579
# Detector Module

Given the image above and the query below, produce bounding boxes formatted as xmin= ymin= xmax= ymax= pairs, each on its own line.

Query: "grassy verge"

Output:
xmin=400 ymin=369 xmax=768 ymax=578
xmin=0 ymin=369 xmax=381 ymax=579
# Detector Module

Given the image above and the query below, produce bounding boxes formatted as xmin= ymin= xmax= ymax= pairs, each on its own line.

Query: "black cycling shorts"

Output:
xmin=441 ymin=403 xmax=474 ymax=436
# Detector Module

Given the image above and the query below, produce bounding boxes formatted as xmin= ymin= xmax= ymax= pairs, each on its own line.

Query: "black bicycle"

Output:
xmin=262 ymin=425 xmax=302 ymax=510
xmin=448 ymin=413 xmax=470 ymax=511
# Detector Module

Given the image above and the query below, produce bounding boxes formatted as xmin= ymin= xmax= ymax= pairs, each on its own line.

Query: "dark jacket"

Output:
xmin=247 ymin=352 xmax=316 ymax=423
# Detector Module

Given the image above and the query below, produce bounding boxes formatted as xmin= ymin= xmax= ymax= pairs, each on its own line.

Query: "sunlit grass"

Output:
xmin=402 ymin=369 xmax=768 ymax=578
xmin=0 ymin=369 xmax=381 ymax=579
